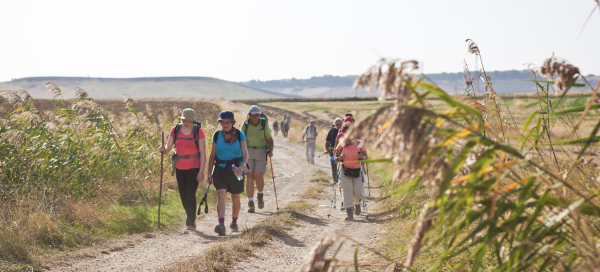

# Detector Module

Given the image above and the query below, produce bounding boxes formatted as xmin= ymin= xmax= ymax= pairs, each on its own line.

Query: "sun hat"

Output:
xmin=248 ymin=105 xmax=261 ymax=115
xmin=179 ymin=108 xmax=196 ymax=121
xmin=309 ymin=120 xmax=315 ymax=124
xmin=217 ymin=111 xmax=235 ymax=122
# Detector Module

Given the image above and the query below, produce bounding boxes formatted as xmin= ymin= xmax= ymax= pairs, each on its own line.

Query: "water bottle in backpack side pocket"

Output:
xmin=231 ymin=165 xmax=244 ymax=181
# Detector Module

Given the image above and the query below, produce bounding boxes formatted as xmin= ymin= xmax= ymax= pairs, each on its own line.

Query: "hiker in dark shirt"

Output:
xmin=325 ymin=118 xmax=343 ymax=182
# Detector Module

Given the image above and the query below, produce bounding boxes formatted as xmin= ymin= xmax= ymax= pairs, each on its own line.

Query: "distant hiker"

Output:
xmin=207 ymin=111 xmax=249 ymax=236
xmin=335 ymin=116 xmax=355 ymax=148
xmin=302 ymin=120 xmax=319 ymax=164
xmin=281 ymin=115 xmax=290 ymax=137
xmin=158 ymin=108 xmax=206 ymax=232
xmin=272 ymin=120 xmax=280 ymax=136
xmin=240 ymin=105 xmax=274 ymax=213
xmin=325 ymin=118 xmax=343 ymax=182
xmin=345 ymin=112 xmax=355 ymax=122
xmin=335 ymin=123 xmax=368 ymax=221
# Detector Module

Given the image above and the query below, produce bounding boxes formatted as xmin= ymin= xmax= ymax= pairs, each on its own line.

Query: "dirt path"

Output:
xmin=51 ymin=136 xmax=384 ymax=272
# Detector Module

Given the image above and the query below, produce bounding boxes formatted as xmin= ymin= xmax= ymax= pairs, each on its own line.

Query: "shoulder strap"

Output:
xmin=243 ymin=120 xmax=249 ymax=135
xmin=174 ymin=124 xmax=182 ymax=145
xmin=193 ymin=124 xmax=200 ymax=149
xmin=213 ymin=130 xmax=220 ymax=143
xmin=261 ymin=119 xmax=267 ymax=137
xmin=237 ymin=129 xmax=242 ymax=143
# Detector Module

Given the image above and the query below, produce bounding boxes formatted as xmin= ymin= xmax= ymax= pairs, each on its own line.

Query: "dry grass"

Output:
xmin=162 ymin=201 xmax=313 ymax=272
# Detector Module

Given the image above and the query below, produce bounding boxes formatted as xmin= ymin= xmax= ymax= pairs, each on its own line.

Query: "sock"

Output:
xmin=248 ymin=197 xmax=254 ymax=202
xmin=257 ymin=192 xmax=263 ymax=195
xmin=218 ymin=218 xmax=224 ymax=225
xmin=232 ymin=217 xmax=238 ymax=224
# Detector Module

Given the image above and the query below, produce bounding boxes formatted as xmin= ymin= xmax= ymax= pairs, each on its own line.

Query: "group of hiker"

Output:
xmin=159 ymin=105 xmax=275 ymax=236
xmin=158 ymin=106 xmax=367 ymax=236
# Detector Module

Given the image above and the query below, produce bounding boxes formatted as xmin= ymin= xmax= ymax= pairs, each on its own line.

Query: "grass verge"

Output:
xmin=162 ymin=201 xmax=314 ymax=272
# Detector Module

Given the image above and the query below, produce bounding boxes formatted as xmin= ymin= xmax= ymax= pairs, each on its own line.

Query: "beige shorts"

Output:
xmin=245 ymin=148 xmax=267 ymax=173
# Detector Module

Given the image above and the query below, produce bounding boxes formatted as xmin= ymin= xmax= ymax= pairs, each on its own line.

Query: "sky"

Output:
xmin=0 ymin=0 xmax=598 ymax=82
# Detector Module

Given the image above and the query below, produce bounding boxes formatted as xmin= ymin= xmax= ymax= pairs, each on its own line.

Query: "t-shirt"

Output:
xmin=212 ymin=130 xmax=247 ymax=168
xmin=241 ymin=120 xmax=272 ymax=148
xmin=170 ymin=126 xmax=206 ymax=170
xmin=325 ymin=128 xmax=339 ymax=148
xmin=302 ymin=125 xmax=318 ymax=138
xmin=335 ymin=141 xmax=366 ymax=169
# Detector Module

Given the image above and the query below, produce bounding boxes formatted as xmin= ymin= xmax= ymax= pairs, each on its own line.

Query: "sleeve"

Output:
xmin=325 ymin=129 xmax=333 ymax=142
xmin=240 ymin=121 xmax=247 ymax=132
xmin=265 ymin=121 xmax=272 ymax=139
xmin=335 ymin=142 xmax=342 ymax=151
xmin=239 ymin=130 xmax=247 ymax=142
xmin=360 ymin=144 xmax=367 ymax=152
xmin=169 ymin=126 xmax=176 ymax=137
xmin=212 ymin=131 xmax=219 ymax=144
xmin=302 ymin=127 xmax=307 ymax=135
xmin=198 ymin=128 xmax=206 ymax=140
xmin=315 ymin=127 xmax=319 ymax=134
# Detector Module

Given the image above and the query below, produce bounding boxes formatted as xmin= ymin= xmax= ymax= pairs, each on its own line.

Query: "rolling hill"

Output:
xmin=0 ymin=77 xmax=299 ymax=100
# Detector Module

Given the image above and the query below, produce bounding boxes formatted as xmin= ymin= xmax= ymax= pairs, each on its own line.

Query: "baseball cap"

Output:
xmin=248 ymin=105 xmax=261 ymax=115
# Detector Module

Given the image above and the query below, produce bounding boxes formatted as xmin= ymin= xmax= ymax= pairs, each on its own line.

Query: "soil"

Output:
xmin=50 ymin=136 xmax=386 ymax=272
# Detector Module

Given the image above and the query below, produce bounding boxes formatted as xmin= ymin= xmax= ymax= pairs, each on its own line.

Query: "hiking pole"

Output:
xmin=366 ymin=162 xmax=370 ymax=197
xmin=197 ymin=183 xmax=211 ymax=215
xmin=267 ymin=151 xmax=279 ymax=210
xmin=327 ymin=163 xmax=341 ymax=218
xmin=158 ymin=132 xmax=164 ymax=229
xmin=359 ymin=160 xmax=368 ymax=220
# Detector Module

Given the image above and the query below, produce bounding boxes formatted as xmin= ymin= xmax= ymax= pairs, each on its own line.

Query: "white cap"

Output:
xmin=249 ymin=105 xmax=260 ymax=115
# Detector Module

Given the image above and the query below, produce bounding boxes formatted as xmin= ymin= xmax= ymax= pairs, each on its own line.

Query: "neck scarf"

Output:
xmin=221 ymin=129 xmax=238 ymax=144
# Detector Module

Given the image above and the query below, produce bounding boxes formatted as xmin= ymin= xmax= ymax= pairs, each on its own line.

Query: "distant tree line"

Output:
xmin=241 ymin=70 xmax=598 ymax=89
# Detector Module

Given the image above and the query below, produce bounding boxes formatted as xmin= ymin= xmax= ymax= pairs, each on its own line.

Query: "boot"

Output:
xmin=345 ymin=207 xmax=354 ymax=221
xmin=257 ymin=193 xmax=264 ymax=209
xmin=355 ymin=204 xmax=361 ymax=216
xmin=340 ymin=201 xmax=345 ymax=211
xmin=248 ymin=201 xmax=255 ymax=213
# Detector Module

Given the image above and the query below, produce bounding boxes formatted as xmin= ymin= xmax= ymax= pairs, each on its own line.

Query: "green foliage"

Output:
xmin=355 ymin=60 xmax=600 ymax=270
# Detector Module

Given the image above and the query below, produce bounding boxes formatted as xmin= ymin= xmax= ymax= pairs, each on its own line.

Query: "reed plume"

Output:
xmin=539 ymin=53 xmax=581 ymax=93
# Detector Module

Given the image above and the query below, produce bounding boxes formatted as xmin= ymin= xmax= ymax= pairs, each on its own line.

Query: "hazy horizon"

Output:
xmin=1 ymin=0 xmax=598 ymax=83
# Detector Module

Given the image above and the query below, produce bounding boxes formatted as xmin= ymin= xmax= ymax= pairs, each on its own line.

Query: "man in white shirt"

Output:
xmin=302 ymin=120 xmax=319 ymax=164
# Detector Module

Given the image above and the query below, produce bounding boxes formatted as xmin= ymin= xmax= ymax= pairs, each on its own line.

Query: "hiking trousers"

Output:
xmin=339 ymin=174 xmax=363 ymax=209
xmin=305 ymin=139 xmax=316 ymax=163
xmin=175 ymin=168 xmax=200 ymax=227
xmin=330 ymin=160 xmax=338 ymax=182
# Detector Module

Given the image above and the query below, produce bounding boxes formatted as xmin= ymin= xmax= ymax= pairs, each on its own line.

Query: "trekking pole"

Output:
xmin=158 ymin=131 xmax=164 ymax=229
xmin=366 ymin=162 xmax=370 ymax=197
xmin=327 ymin=164 xmax=341 ymax=218
xmin=359 ymin=153 xmax=368 ymax=220
xmin=267 ymin=151 xmax=279 ymax=210
xmin=197 ymin=183 xmax=211 ymax=215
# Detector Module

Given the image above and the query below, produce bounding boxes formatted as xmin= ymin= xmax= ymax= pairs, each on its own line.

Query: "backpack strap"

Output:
xmin=213 ymin=129 xmax=241 ymax=146
xmin=173 ymin=124 xmax=182 ymax=144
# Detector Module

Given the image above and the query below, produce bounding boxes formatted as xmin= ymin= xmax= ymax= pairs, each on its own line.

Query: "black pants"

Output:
xmin=175 ymin=168 xmax=200 ymax=226
xmin=331 ymin=160 xmax=338 ymax=182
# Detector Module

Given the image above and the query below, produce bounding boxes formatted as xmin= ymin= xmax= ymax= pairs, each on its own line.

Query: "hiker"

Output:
xmin=240 ymin=105 xmax=274 ymax=213
xmin=207 ymin=111 xmax=249 ymax=236
xmin=335 ymin=116 xmax=355 ymax=148
xmin=272 ymin=120 xmax=280 ymax=136
xmin=158 ymin=108 xmax=206 ymax=232
xmin=335 ymin=123 xmax=368 ymax=221
xmin=302 ymin=120 xmax=319 ymax=164
xmin=281 ymin=115 xmax=290 ymax=137
xmin=325 ymin=118 xmax=343 ymax=182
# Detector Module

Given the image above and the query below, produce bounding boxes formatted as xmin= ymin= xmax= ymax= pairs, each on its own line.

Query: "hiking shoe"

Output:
xmin=248 ymin=201 xmax=255 ymax=213
xmin=355 ymin=204 xmax=361 ymax=216
xmin=190 ymin=222 xmax=197 ymax=232
xmin=230 ymin=223 xmax=238 ymax=231
xmin=345 ymin=208 xmax=354 ymax=221
xmin=340 ymin=202 xmax=345 ymax=211
xmin=185 ymin=226 xmax=192 ymax=233
xmin=214 ymin=224 xmax=226 ymax=236
xmin=257 ymin=194 xmax=264 ymax=209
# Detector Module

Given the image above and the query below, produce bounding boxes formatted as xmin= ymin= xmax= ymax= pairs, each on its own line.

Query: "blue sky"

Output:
xmin=1 ymin=0 xmax=598 ymax=82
